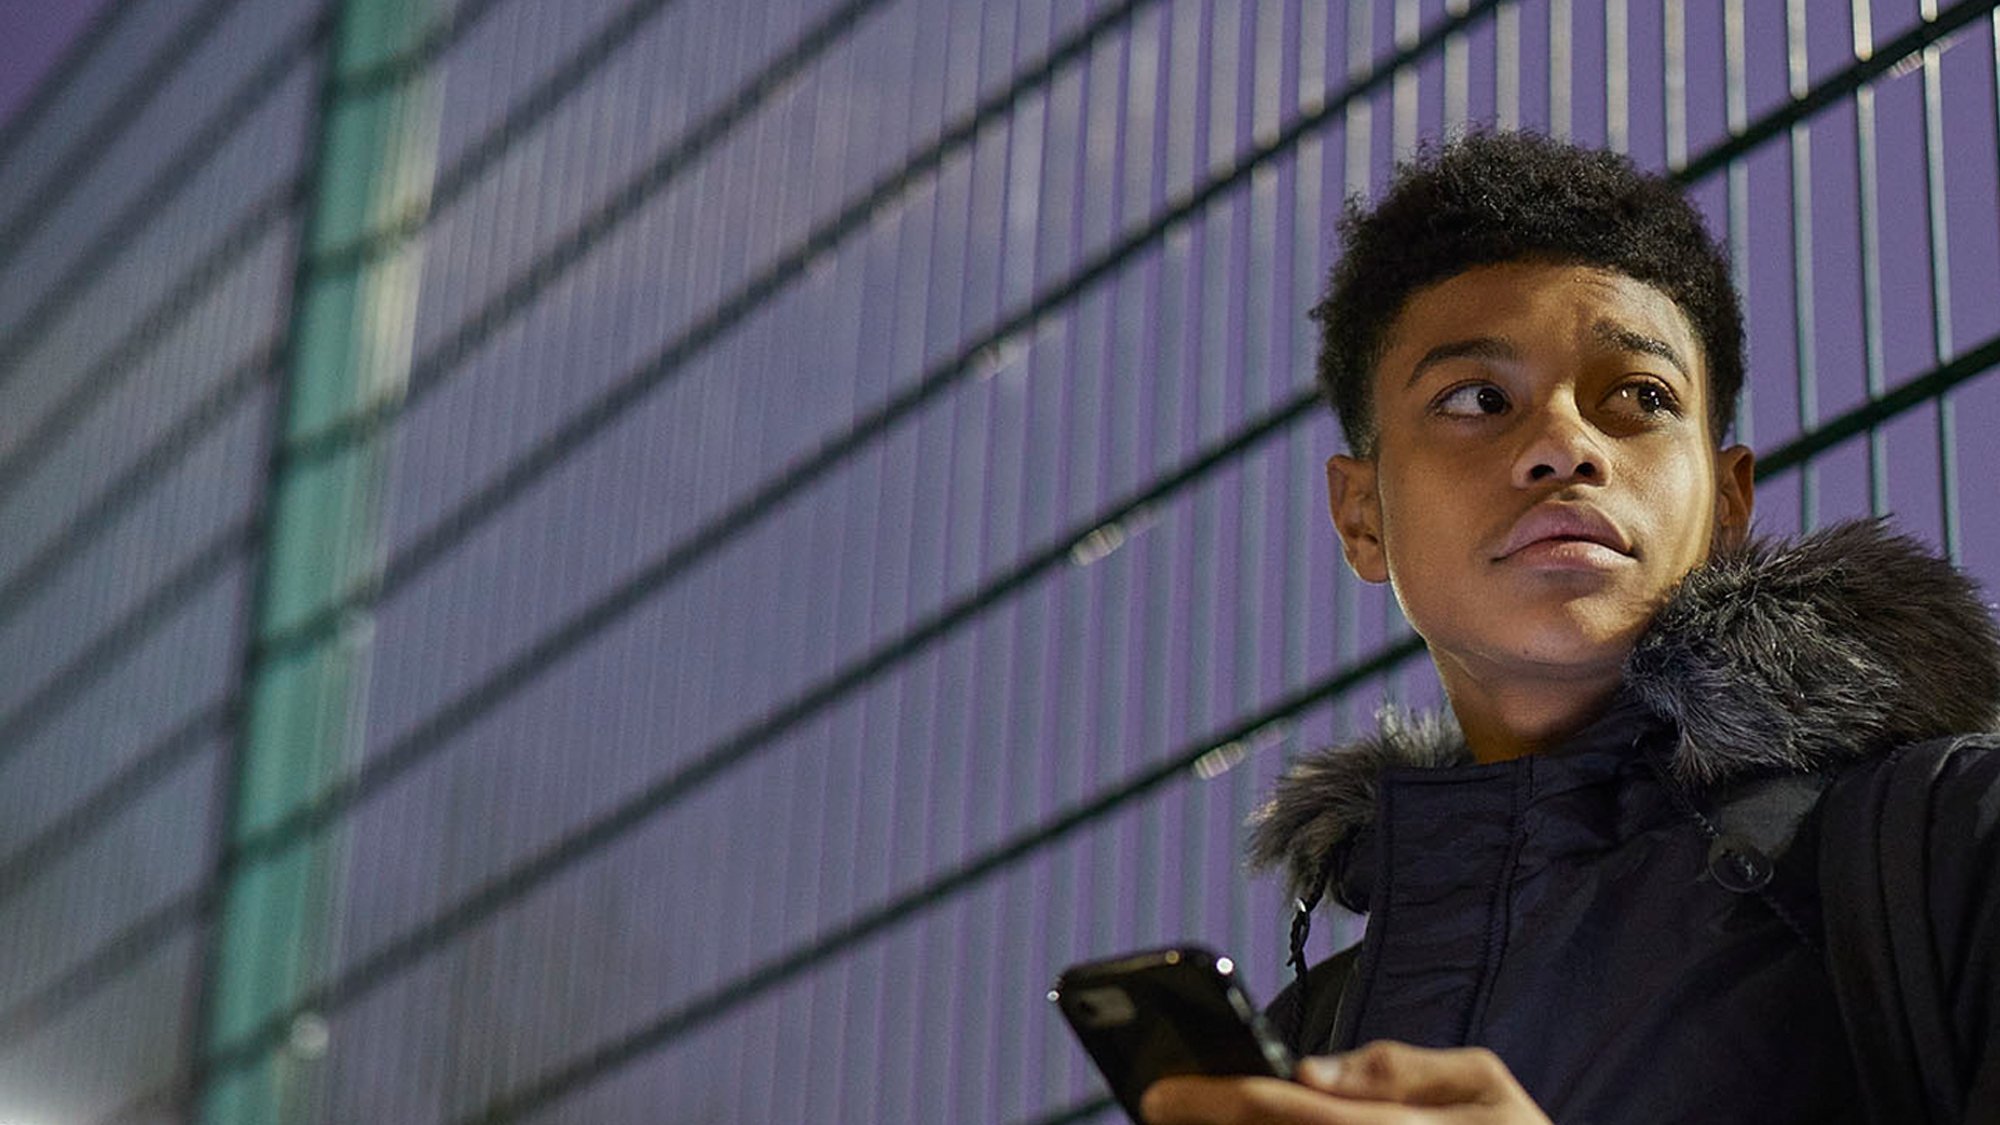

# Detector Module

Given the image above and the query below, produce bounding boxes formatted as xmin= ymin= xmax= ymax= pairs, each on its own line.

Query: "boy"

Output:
xmin=1142 ymin=132 xmax=2000 ymax=1123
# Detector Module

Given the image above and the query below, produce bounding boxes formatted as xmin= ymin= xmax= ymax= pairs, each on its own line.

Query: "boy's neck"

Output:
xmin=1438 ymin=658 xmax=1627 ymax=764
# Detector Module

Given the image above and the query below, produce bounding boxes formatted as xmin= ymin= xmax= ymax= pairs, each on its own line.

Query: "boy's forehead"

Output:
xmin=1376 ymin=262 xmax=1705 ymax=381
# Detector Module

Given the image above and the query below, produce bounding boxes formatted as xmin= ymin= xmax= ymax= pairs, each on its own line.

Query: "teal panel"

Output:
xmin=197 ymin=0 xmax=439 ymax=1120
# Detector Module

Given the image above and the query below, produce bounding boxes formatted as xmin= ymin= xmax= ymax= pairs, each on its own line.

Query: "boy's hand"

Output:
xmin=1138 ymin=1040 xmax=1553 ymax=1124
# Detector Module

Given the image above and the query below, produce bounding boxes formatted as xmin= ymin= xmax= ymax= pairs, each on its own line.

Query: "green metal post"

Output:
xmin=198 ymin=1 xmax=439 ymax=1120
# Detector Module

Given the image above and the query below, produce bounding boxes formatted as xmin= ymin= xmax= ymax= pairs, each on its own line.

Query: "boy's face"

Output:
xmin=1326 ymin=261 xmax=1755 ymax=686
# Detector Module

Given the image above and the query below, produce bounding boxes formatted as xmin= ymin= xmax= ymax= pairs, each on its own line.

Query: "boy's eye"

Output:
xmin=1435 ymin=383 xmax=1509 ymax=417
xmin=1606 ymin=380 xmax=1681 ymax=417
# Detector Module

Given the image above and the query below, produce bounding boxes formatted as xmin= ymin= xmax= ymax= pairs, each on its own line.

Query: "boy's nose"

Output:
xmin=1512 ymin=405 xmax=1605 ymax=487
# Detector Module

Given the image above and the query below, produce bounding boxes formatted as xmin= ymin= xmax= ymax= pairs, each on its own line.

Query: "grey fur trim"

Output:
xmin=1630 ymin=520 xmax=2000 ymax=783
xmin=1249 ymin=518 xmax=2000 ymax=906
xmin=1247 ymin=710 xmax=1469 ymax=904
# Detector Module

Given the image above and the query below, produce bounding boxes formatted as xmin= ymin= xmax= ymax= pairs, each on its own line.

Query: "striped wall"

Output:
xmin=0 ymin=1 xmax=1996 ymax=1121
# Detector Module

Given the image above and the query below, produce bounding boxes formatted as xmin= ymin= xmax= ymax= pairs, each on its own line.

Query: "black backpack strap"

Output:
xmin=1818 ymin=737 xmax=1968 ymax=1124
xmin=1264 ymin=942 xmax=1360 ymax=1057
xmin=1705 ymin=771 xmax=1833 ymax=951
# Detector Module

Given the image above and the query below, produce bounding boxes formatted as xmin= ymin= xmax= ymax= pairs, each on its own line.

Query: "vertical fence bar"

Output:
xmin=888 ymin=1 xmax=961 ymax=1112
xmin=913 ymin=8 xmax=990 ymax=1114
xmin=1852 ymin=0 xmax=1891 ymax=515
xmin=843 ymin=20 xmax=927 ymax=1100
xmin=1296 ymin=0 xmax=1330 ymax=752
xmin=1395 ymin=0 xmax=1421 ymax=154
xmin=1342 ymin=0 xmax=1373 ymax=719
xmin=965 ymin=4 xmax=1037 ymax=1110
xmin=1247 ymin=0 xmax=1302 ymax=971
xmin=1550 ymin=0 xmax=1573 ymax=139
xmin=1038 ymin=30 xmax=1105 ymax=1113
xmin=1210 ymin=0 xmax=1259 ymax=967
xmin=1086 ymin=0 xmax=1143 ymax=1003
xmin=1134 ymin=0 xmax=1187 ymax=971
xmin=1446 ymin=0 xmax=1472 ymax=132
xmin=1664 ymin=0 xmax=1686 ymax=170
xmin=1000 ymin=4 xmax=1064 ymax=1114
xmin=1172 ymin=0 xmax=1218 ymax=958
xmin=1723 ymin=0 xmax=1752 ymax=443
xmin=196 ymin=0 xmax=443 ymax=1120
xmin=1918 ymin=0 xmax=1962 ymax=559
xmin=1788 ymin=0 xmax=1819 ymax=529
xmin=1386 ymin=0 xmax=1421 ymax=698
xmin=831 ymin=7 xmax=910 ymax=1108
xmin=747 ymin=9 xmax=818 ymax=1115
xmin=1346 ymin=0 xmax=1373 ymax=194
xmin=928 ymin=2 xmax=1016 ymax=1104
xmin=1606 ymin=0 xmax=1628 ymax=152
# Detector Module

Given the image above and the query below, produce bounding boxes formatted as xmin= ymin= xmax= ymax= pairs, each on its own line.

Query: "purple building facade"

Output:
xmin=0 ymin=1 xmax=1996 ymax=1122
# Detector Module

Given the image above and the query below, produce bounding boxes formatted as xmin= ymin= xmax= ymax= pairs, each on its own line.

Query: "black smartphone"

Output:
xmin=1049 ymin=946 xmax=1295 ymax=1121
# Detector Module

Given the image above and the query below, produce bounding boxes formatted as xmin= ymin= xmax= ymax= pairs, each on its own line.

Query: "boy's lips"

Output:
xmin=1495 ymin=504 xmax=1634 ymax=560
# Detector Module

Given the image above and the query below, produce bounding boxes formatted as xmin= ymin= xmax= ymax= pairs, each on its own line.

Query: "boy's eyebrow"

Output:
xmin=1591 ymin=320 xmax=1690 ymax=380
xmin=1405 ymin=337 xmax=1519 ymax=388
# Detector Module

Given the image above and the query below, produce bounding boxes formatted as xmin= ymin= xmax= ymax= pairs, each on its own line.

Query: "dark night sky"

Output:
xmin=0 ymin=0 xmax=114 ymax=131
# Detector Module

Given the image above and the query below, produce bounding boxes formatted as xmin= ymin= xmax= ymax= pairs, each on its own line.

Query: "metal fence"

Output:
xmin=0 ymin=0 xmax=1995 ymax=1121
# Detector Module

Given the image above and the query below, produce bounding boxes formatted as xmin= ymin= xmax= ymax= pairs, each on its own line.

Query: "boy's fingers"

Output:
xmin=1137 ymin=1043 xmax=1547 ymax=1124
xmin=1302 ymin=1041 xmax=1523 ymax=1106
xmin=1139 ymin=1075 xmax=1369 ymax=1125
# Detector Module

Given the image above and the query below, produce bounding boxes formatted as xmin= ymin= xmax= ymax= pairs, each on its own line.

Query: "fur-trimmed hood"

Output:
xmin=1249 ymin=519 xmax=2000 ymax=906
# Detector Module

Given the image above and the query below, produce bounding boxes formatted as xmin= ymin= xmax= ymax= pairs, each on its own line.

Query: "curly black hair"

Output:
xmin=1312 ymin=131 xmax=1744 ymax=455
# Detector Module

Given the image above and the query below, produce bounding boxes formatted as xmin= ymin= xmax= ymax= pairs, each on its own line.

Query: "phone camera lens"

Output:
xmin=1072 ymin=986 xmax=1137 ymax=1027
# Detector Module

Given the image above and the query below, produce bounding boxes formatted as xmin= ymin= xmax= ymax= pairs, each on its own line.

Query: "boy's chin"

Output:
xmin=1434 ymin=599 xmax=1655 ymax=680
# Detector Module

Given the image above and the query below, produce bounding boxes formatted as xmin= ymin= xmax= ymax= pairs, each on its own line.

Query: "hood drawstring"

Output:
xmin=1287 ymin=847 xmax=1343 ymax=1014
xmin=1287 ymin=894 xmax=1317 ymax=984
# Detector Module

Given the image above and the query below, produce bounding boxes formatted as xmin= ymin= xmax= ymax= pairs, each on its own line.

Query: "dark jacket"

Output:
xmin=1249 ymin=521 xmax=2000 ymax=1123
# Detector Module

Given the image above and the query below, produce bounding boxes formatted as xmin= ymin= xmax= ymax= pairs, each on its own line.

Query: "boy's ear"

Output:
xmin=1326 ymin=454 xmax=1390 ymax=584
xmin=1712 ymin=443 xmax=1756 ymax=552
